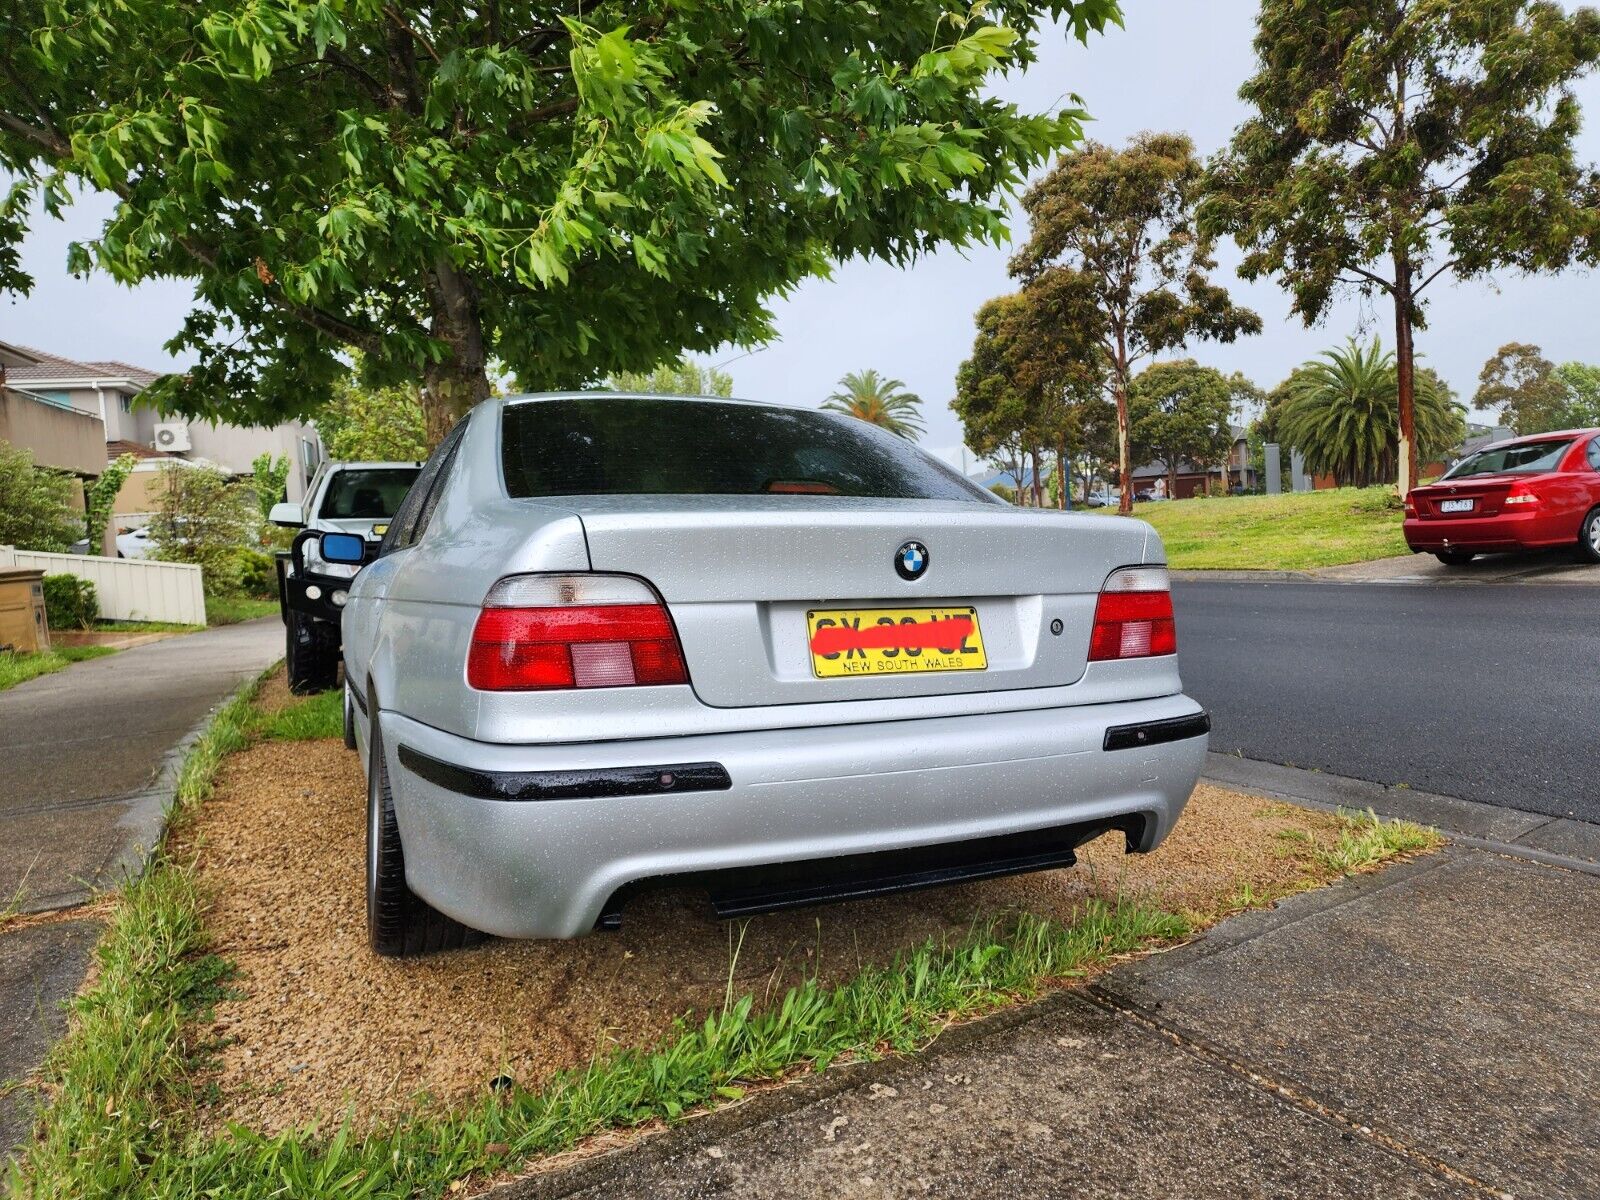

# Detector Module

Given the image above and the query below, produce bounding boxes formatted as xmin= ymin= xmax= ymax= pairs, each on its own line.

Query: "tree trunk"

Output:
xmin=1029 ymin=448 xmax=1044 ymax=508
xmin=421 ymin=255 xmax=491 ymax=449
xmin=1113 ymin=330 xmax=1133 ymax=516
xmin=1393 ymin=266 xmax=1417 ymax=495
xmin=1057 ymin=436 xmax=1067 ymax=509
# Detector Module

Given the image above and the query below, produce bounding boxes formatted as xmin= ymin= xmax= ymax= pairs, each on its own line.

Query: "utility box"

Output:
xmin=0 ymin=567 xmax=51 ymax=655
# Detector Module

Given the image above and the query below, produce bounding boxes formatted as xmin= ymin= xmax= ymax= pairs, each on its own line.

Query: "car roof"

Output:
xmin=323 ymin=460 xmax=426 ymax=469
xmin=497 ymin=390 xmax=786 ymax=412
xmin=1487 ymin=428 xmax=1600 ymax=450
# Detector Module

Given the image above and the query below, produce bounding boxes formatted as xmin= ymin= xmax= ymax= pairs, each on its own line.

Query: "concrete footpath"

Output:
xmin=513 ymin=783 xmax=1600 ymax=1200
xmin=0 ymin=618 xmax=282 ymax=1156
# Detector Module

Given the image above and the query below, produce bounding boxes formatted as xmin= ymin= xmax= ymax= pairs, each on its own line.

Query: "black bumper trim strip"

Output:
xmin=1102 ymin=711 xmax=1211 ymax=752
xmin=396 ymin=745 xmax=732 ymax=802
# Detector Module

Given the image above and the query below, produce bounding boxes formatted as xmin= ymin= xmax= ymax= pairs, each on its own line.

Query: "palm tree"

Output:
xmin=822 ymin=370 xmax=926 ymax=439
xmin=1278 ymin=340 xmax=1465 ymax=487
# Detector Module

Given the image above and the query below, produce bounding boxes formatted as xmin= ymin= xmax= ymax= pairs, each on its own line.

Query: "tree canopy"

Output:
xmin=1474 ymin=344 xmax=1572 ymax=436
xmin=1203 ymin=0 xmax=1600 ymax=493
xmin=952 ymin=283 xmax=1111 ymax=506
xmin=606 ymin=359 xmax=733 ymax=398
xmin=1 ymin=0 xmax=1122 ymax=445
xmin=314 ymin=374 xmax=429 ymax=461
xmin=823 ymin=369 xmax=926 ymax=439
xmin=1127 ymin=361 xmax=1241 ymax=497
xmin=1012 ymin=132 xmax=1260 ymax=514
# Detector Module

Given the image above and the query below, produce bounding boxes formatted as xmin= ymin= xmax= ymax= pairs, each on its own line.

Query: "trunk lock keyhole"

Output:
xmin=1050 ymin=619 xmax=1064 ymax=636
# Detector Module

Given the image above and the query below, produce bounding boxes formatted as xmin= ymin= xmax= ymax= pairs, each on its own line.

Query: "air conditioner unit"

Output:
xmin=153 ymin=421 xmax=192 ymax=453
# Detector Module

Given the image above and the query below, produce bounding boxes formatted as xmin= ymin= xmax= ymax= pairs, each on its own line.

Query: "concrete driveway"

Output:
xmin=0 ymin=618 xmax=282 ymax=1157
xmin=0 ymin=618 xmax=283 ymax=911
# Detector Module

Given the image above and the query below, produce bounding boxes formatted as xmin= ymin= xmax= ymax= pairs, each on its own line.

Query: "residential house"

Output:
xmin=6 ymin=347 xmax=323 ymax=525
xmin=0 ymin=341 xmax=108 ymax=509
xmin=1131 ymin=426 xmax=1256 ymax=499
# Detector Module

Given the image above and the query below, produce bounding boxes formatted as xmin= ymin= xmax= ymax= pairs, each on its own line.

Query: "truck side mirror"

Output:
xmin=269 ymin=501 xmax=305 ymax=528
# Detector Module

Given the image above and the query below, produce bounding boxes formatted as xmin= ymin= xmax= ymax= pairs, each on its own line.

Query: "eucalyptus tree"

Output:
xmin=1012 ymin=133 xmax=1260 ymax=515
xmin=0 ymin=0 xmax=1121 ymax=446
xmin=1127 ymin=361 xmax=1239 ymax=498
xmin=1203 ymin=0 xmax=1600 ymax=494
xmin=1474 ymin=344 xmax=1572 ymax=436
xmin=1278 ymin=340 xmax=1465 ymax=488
xmin=823 ymin=370 xmax=926 ymax=440
xmin=608 ymin=360 xmax=733 ymax=398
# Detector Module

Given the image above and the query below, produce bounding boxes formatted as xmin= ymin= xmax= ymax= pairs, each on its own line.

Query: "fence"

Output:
xmin=0 ymin=546 xmax=207 ymax=626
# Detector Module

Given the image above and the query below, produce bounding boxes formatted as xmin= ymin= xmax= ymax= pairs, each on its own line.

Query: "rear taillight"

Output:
xmin=1504 ymin=485 xmax=1540 ymax=507
xmin=467 ymin=574 xmax=689 ymax=691
xmin=1404 ymin=494 xmax=1417 ymax=517
xmin=1089 ymin=566 xmax=1176 ymax=662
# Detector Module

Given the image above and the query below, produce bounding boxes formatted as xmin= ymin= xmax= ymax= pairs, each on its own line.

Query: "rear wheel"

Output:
xmin=367 ymin=721 xmax=478 ymax=957
xmin=1434 ymin=551 xmax=1476 ymax=567
xmin=1580 ymin=508 xmax=1600 ymax=564
xmin=286 ymin=609 xmax=339 ymax=695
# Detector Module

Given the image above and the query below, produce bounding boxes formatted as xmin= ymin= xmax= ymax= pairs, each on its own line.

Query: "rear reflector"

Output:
xmin=1089 ymin=566 xmax=1176 ymax=662
xmin=468 ymin=574 xmax=689 ymax=691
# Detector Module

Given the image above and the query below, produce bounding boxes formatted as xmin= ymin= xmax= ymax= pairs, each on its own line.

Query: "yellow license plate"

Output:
xmin=806 ymin=607 xmax=987 ymax=678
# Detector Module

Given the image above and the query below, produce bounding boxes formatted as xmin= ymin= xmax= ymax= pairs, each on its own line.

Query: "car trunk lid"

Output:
xmin=1412 ymin=474 xmax=1536 ymax=518
xmin=567 ymin=496 xmax=1153 ymax=707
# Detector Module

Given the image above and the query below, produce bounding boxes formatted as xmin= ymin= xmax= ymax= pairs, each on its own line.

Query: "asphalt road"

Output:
xmin=1175 ymin=581 xmax=1600 ymax=825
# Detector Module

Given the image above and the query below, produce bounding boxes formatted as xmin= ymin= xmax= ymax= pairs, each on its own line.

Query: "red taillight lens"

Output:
xmin=1088 ymin=567 xmax=1176 ymax=662
xmin=467 ymin=575 xmax=689 ymax=691
xmin=1504 ymin=485 xmax=1541 ymax=507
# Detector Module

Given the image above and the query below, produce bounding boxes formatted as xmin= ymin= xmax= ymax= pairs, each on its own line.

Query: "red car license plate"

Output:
xmin=1439 ymin=499 xmax=1474 ymax=513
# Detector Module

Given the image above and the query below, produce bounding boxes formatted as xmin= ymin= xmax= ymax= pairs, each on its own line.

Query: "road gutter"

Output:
xmin=1202 ymin=751 xmax=1600 ymax=876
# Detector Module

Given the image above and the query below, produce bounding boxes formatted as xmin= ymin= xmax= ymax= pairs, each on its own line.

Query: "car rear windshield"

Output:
xmin=318 ymin=467 xmax=421 ymax=519
xmin=500 ymin=397 xmax=998 ymax=503
xmin=1443 ymin=439 xmax=1575 ymax=480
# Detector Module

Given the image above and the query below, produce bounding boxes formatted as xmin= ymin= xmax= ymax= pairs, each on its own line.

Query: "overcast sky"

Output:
xmin=2 ymin=0 xmax=1596 ymax=467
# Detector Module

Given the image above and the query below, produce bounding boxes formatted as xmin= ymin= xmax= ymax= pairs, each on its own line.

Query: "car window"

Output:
xmin=1443 ymin=438 xmax=1576 ymax=480
xmin=501 ymin=397 xmax=998 ymax=503
xmin=1589 ymin=438 xmax=1600 ymax=471
xmin=318 ymin=468 xmax=421 ymax=520
xmin=380 ymin=422 xmax=466 ymax=555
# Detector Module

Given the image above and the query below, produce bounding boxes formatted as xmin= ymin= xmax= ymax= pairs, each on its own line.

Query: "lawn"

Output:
xmin=1102 ymin=486 xmax=1407 ymax=571
xmin=0 ymin=645 xmax=118 ymax=692
xmin=203 ymin=595 xmax=280 ymax=626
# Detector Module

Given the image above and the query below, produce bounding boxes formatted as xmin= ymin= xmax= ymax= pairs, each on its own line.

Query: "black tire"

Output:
xmin=367 ymin=721 xmax=478 ymax=957
xmin=1434 ymin=551 xmax=1476 ymax=567
xmin=285 ymin=608 xmax=339 ymax=695
xmin=1580 ymin=508 xmax=1600 ymax=565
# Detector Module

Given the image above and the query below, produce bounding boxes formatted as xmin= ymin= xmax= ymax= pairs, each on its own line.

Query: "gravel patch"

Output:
xmin=174 ymin=731 xmax=1353 ymax=1135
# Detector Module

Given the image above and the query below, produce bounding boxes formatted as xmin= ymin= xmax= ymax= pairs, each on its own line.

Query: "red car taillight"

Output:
xmin=1503 ymin=484 xmax=1541 ymax=508
xmin=1089 ymin=566 xmax=1176 ymax=662
xmin=467 ymin=574 xmax=689 ymax=691
xmin=1404 ymin=494 xmax=1417 ymax=517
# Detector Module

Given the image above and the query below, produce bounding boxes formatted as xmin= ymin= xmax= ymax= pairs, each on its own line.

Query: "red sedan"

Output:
xmin=1405 ymin=429 xmax=1600 ymax=566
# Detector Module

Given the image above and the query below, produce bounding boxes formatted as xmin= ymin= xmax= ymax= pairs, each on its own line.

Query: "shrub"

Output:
xmin=43 ymin=574 xmax=98 ymax=629
xmin=0 ymin=444 xmax=82 ymax=552
xmin=227 ymin=547 xmax=278 ymax=600
xmin=149 ymin=464 xmax=257 ymax=596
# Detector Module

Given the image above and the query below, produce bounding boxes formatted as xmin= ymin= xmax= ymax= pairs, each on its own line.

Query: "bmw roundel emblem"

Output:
xmin=895 ymin=540 xmax=929 ymax=581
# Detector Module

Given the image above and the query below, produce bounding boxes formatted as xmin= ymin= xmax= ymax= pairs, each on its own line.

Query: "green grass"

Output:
xmin=1098 ymin=487 xmax=1407 ymax=570
xmin=255 ymin=687 xmax=344 ymax=741
xmin=1312 ymin=808 xmax=1440 ymax=874
xmin=12 ymin=680 xmax=1443 ymax=1199
xmin=0 ymin=645 xmax=117 ymax=692
xmin=93 ymin=618 xmax=203 ymax=634
xmin=204 ymin=595 xmax=280 ymax=626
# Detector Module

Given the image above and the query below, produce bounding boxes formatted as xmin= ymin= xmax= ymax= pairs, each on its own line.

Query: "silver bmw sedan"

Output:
xmin=333 ymin=392 xmax=1208 ymax=955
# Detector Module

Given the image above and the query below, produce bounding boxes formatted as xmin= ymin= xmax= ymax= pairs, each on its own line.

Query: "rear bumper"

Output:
xmin=378 ymin=694 xmax=1208 ymax=939
xmin=1402 ymin=510 xmax=1562 ymax=553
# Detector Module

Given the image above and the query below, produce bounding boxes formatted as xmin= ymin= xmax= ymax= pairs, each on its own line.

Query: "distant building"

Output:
xmin=6 ymin=347 xmax=323 ymax=524
xmin=1131 ymin=427 xmax=1255 ymax=499
xmin=0 ymin=341 xmax=107 ymax=511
